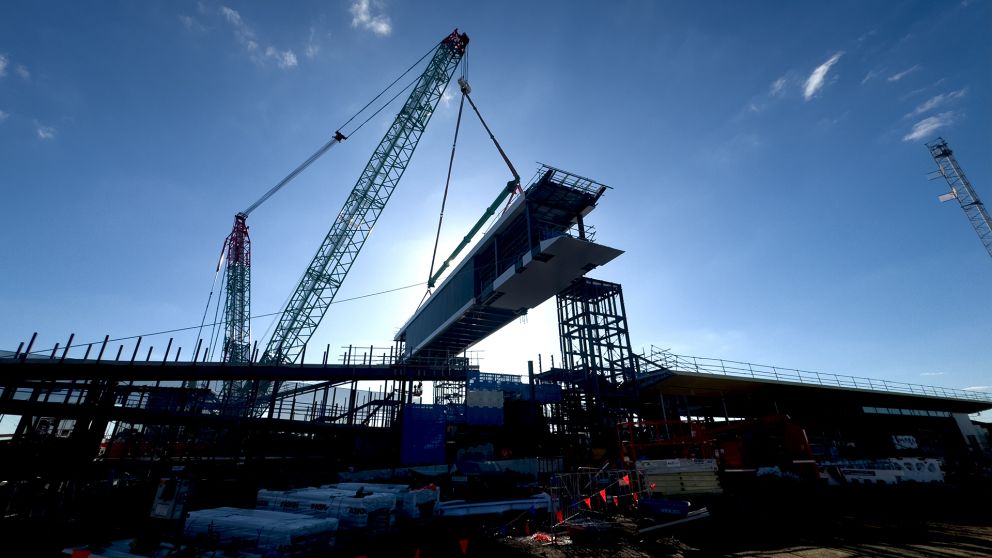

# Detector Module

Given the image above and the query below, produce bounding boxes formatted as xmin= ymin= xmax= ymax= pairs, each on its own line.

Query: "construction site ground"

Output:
xmin=482 ymin=480 xmax=992 ymax=558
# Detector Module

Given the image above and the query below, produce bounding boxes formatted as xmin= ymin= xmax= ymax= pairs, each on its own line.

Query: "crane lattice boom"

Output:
xmin=263 ymin=30 xmax=469 ymax=364
xmin=927 ymin=137 xmax=992 ymax=260
xmin=222 ymin=213 xmax=252 ymax=363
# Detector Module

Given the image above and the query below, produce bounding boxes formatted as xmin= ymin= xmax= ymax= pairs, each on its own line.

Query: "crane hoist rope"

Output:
xmin=423 ymin=87 xmax=467 ymax=301
xmin=241 ymin=39 xmax=444 ymax=219
xmin=423 ymin=76 xmax=523 ymax=292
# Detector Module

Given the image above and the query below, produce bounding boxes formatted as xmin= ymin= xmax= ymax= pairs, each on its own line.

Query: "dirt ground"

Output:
xmin=486 ymin=481 xmax=992 ymax=558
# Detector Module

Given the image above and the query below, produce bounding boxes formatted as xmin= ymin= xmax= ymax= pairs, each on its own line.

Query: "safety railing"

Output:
xmin=641 ymin=345 xmax=992 ymax=404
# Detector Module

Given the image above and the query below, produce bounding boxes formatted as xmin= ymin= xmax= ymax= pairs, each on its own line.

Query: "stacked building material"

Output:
xmin=323 ymin=483 xmax=440 ymax=519
xmin=256 ymin=488 xmax=396 ymax=529
xmin=637 ymin=459 xmax=723 ymax=495
xmin=184 ymin=507 xmax=338 ymax=557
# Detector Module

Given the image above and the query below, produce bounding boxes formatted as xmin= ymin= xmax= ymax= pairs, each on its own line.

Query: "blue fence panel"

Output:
xmin=401 ymin=404 xmax=447 ymax=465
xmin=465 ymin=405 xmax=504 ymax=426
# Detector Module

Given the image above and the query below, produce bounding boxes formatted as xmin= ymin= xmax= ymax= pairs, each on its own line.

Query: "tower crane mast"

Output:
xmin=262 ymin=30 xmax=469 ymax=364
xmin=927 ymin=137 xmax=992 ymax=260
xmin=219 ymin=132 xmax=348 ymax=363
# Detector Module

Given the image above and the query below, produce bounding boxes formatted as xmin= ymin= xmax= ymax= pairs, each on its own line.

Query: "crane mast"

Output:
xmin=927 ymin=137 xmax=992 ymax=260
xmin=219 ymin=132 xmax=348 ymax=364
xmin=222 ymin=213 xmax=251 ymax=363
xmin=263 ymin=29 xmax=469 ymax=364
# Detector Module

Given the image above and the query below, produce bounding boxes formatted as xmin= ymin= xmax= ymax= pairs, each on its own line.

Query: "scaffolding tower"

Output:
xmin=547 ymin=278 xmax=639 ymax=450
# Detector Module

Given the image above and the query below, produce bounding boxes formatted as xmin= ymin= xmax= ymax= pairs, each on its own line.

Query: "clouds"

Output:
xmin=36 ymin=125 xmax=56 ymax=140
xmin=887 ymin=64 xmax=919 ymax=82
xmin=265 ymin=46 xmax=297 ymax=69
xmin=903 ymin=111 xmax=954 ymax=142
xmin=899 ymin=84 xmax=967 ymax=143
xmin=769 ymin=77 xmax=787 ymax=97
xmin=218 ymin=6 xmax=298 ymax=68
xmin=350 ymin=0 xmax=392 ymax=36
xmin=803 ymin=51 xmax=844 ymax=100
xmin=220 ymin=6 xmax=259 ymax=53
xmin=178 ymin=14 xmax=205 ymax=33
xmin=1 ymin=55 xmax=29 ymax=80
xmin=305 ymin=27 xmax=320 ymax=59
xmin=0 ymin=110 xmax=8 ymax=123
xmin=906 ymin=89 xmax=967 ymax=118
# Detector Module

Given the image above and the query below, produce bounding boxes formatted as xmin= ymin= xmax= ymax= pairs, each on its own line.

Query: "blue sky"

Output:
xmin=1 ymin=1 xmax=990 ymax=416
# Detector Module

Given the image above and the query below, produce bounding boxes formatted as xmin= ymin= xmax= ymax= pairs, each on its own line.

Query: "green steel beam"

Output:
xmin=428 ymin=179 xmax=520 ymax=289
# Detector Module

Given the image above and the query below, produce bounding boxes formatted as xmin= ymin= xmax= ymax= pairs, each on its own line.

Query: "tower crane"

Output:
xmin=211 ymin=29 xmax=468 ymax=370
xmin=260 ymin=29 xmax=469 ymax=364
xmin=927 ymin=137 xmax=992 ymax=260
xmin=219 ymin=130 xmax=348 ymax=364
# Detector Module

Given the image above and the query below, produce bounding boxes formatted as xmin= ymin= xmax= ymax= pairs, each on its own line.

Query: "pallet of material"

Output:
xmin=321 ymin=482 xmax=440 ymax=519
xmin=637 ymin=458 xmax=718 ymax=473
xmin=184 ymin=507 xmax=338 ymax=557
xmin=256 ymin=488 xmax=396 ymax=529
xmin=644 ymin=472 xmax=723 ymax=495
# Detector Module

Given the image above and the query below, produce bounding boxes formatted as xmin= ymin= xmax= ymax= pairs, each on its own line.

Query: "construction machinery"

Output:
xmin=206 ymin=30 xmax=468 ymax=412
xmin=927 ymin=137 xmax=992 ymax=260
xmin=259 ymin=29 xmax=468 ymax=366
xmin=213 ymin=30 xmax=468 ymax=364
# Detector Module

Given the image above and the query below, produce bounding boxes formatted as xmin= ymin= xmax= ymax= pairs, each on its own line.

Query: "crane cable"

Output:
xmin=241 ymin=39 xmax=443 ymax=217
xmin=420 ymin=74 xmax=522 ymax=300
xmin=11 ymin=281 xmax=428 ymax=359
xmin=195 ymin=252 xmax=225 ymax=349
xmin=422 ymin=89 xmax=467 ymax=306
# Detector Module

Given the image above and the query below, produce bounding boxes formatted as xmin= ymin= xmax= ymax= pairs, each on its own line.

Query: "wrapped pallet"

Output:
xmin=322 ymin=483 xmax=440 ymax=519
xmin=256 ymin=488 xmax=396 ymax=530
xmin=184 ymin=507 xmax=338 ymax=557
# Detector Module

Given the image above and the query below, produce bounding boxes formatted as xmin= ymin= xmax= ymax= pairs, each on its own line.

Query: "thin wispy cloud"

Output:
xmin=220 ymin=6 xmax=258 ymax=51
xmin=964 ymin=385 xmax=991 ymax=392
xmin=16 ymin=64 xmax=29 ymax=79
xmin=350 ymin=0 xmax=392 ymax=36
xmin=900 ymin=78 xmax=947 ymax=100
xmin=305 ymin=27 xmax=320 ymax=59
xmin=769 ymin=77 xmax=787 ymax=97
xmin=179 ymin=14 xmax=205 ymax=33
xmin=906 ymin=88 xmax=967 ymax=118
xmin=855 ymin=29 xmax=876 ymax=47
xmin=741 ymin=75 xmax=790 ymax=115
xmin=803 ymin=51 xmax=843 ymax=101
xmin=265 ymin=46 xmax=297 ymax=69
xmin=888 ymin=64 xmax=919 ymax=82
xmin=0 ymin=54 xmax=8 ymax=77
xmin=219 ymin=6 xmax=298 ymax=68
xmin=903 ymin=111 xmax=954 ymax=142
xmin=36 ymin=125 xmax=56 ymax=140
xmin=440 ymin=88 xmax=454 ymax=108
xmin=0 ymin=110 xmax=9 ymax=122
xmin=919 ymin=372 xmax=945 ymax=376
xmin=861 ymin=70 xmax=878 ymax=85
